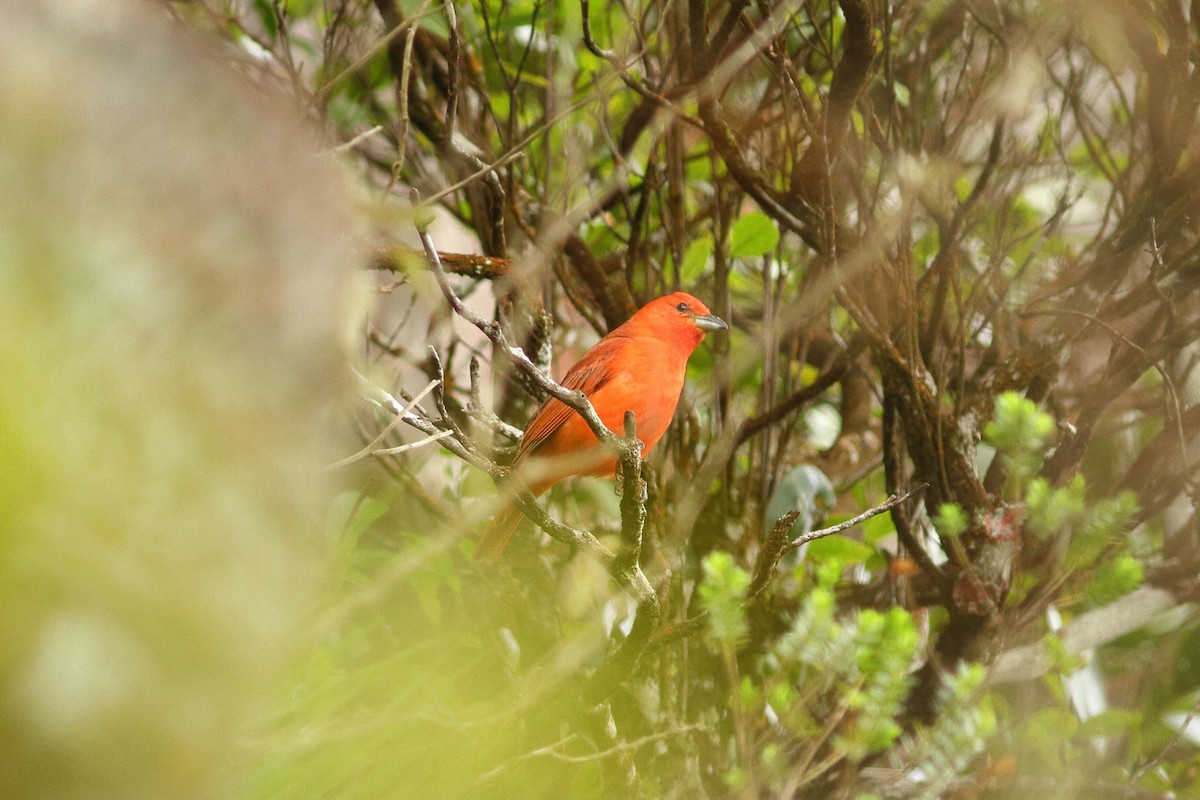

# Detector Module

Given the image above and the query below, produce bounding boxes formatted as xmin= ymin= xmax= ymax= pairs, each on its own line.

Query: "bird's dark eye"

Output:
xmin=675 ymin=302 xmax=690 ymax=312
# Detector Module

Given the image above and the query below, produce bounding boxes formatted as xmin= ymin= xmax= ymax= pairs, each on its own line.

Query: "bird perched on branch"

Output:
xmin=474 ymin=291 xmax=728 ymax=561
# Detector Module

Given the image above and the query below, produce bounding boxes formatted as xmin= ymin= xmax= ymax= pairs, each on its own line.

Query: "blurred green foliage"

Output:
xmin=699 ymin=552 xmax=751 ymax=651
xmin=0 ymin=3 xmax=357 ymax=798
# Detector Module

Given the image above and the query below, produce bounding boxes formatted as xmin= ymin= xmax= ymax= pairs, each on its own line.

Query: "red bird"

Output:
xmin=475 ymin=292 xmax=728 ymax=561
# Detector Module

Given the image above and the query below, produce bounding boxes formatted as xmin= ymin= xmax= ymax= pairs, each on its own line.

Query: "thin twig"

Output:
xmin=1129 ymin=695 xmax=1200 ymax=786
xmin=360 ymin=377 xmax=613 ymax=563
xmin=780 ymin=485 xmax=928 ymax=556
xmin=419 ymin=69 xmax=639 ymax=207
xmin=326 ymin=379 xmax=441 ymax=469
xmin=442 ymin=0 xmax=460 ymax=139
xmin=359 ymin=375 xmax=495 ymax=474
xmin=314 ymin=5 xmax=437 ymax=104
xmin=748 ymin=510 xmax=801 ymax=601
xmin=748 ymin=486 xmax=928 ymax=601
xmin=372 ymin=429 xmax=455 ymax=455
xmin=467 ymin=355 xmax=523 ymax=442
xmin=326 ymin=124 xmax=384 ymax=155
xmin=479 ymin=723 xmax=703 ymax=781
xmin=656 ymin=487 xmax=931 ymax=650
xmin=423 ymin=140 xmax=529 ymax=205
xmin=1021 ymin=305 xmax=1190 ymax=492
xmin=383 ymin=0 xmax=431 ymax=195
xmin=428 ymin=347 xmax=472 ymax=449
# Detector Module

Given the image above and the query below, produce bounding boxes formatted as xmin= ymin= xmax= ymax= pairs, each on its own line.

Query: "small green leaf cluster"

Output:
xmin=903 ymin=663 xmax=996 ymax=796
xmin=1063 ymin=489 xmax=1139 ymax=569
xmin=1087 ymin=553 xmax=1144 ymax=605
xmin=768 ymin=573 xmax=919 ymax=763
xmin=1024 ymin=473 xmax=1142 ymax=602
xmin=933 ymin=502 xmax=969 ymax=539
xmin=837 ymin=606 xmax=921 ymax=758
xmin=1025 ymin=474 xmax=1087 ymax=539
xmin=698 ymin=556 xmax=1005 ymax=795
xmin=985 ymin=392 xmax=1055 ymax=454
xmin=983 ymin=387 xmax=1145 ymax=608
xmin=984 ymin=391 xmax=1057 ymax=492
xmin=699 ymin=551 xmax=751 ymax=650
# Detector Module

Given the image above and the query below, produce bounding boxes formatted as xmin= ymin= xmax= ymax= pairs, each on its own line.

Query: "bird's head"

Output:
xmin=633 ymin=291 xmax=728 ymax=350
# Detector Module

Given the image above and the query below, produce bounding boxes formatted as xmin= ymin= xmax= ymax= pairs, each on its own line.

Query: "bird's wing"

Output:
xmin=515 ymin=334 xmax=627 ymax=462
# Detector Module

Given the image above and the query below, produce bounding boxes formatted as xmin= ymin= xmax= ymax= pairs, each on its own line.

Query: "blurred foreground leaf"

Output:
xmin=0 ymin=3 xmax=361 ymax=798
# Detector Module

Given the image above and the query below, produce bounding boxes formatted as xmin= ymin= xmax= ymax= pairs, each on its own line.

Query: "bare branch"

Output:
xmin=615 ymin=411 xmax=648 ymax=574
xmin=327 ymin=379 xmax=442 ymax=469
xmin=580 ymin=0 xmax=615 ymax=59
xmin=467 ymin=355 xmax=523 ymax=442
xmin=372 ymin=429 xmax=455 ymax=455
xmin=360 ymin=376 xmax=630 ymax=570
xmin=325 ymin=124 xmax=384 ymax=155
xmin=781 ymin=486 xmax=927 ymax=555
xmin=359 ymin=375 xmax=498 ymax=476
xmin=749 ymin=486 xmax=929 ymax=602
xmin=371 ymin=246 xmax=514 ymax=279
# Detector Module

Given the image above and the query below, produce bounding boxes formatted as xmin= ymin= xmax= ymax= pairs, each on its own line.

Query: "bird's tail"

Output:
xmin=473 ymin=501 xmax=527 ymax=562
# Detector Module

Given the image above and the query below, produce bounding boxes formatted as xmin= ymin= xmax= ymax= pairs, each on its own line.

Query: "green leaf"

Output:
xmin=1043 ymin=631 xmax=1083 ymax=675
xmin=807 ymin=534 xmax=875 ymax=564
xmin=411 ymin=203 xmax=437 ymax=231
xmin=1066 ymin=491 xmax=1139 ymax=568
xmin=409 ymin=569 xmax=444 ymax=622
xmin=862 ymin=511 xmax=896 ymax=545
xmin=253 ymin=0 xmax=278 ymax=38
xmin=1026 ymin=474 xmax=1087 ymax=539
xmin=459 ymin=468 xmax=496 ymax=498
xmin=1027 ymin=707 xmax=1080 ymax=753
xmin=283 ymin=0 xmax=319 ymax=17
xmin=729 ymin=211 xmax=780 ymax=258
xmin=1086 ymin=554 xmax=1144 ymax=604
xmin=680 ymin=235 xmax=714 ymax=282
xmin=1076 ymin=709 xmax=1140 ymax=740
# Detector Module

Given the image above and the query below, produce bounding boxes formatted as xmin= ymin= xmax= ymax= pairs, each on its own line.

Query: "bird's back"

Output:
xmin=520 ymin=332 xmax=689 ymax=486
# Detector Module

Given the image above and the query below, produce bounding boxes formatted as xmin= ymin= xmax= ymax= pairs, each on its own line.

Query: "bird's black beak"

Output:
xmin=694 ymin=314 xmax=729 ymax=332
